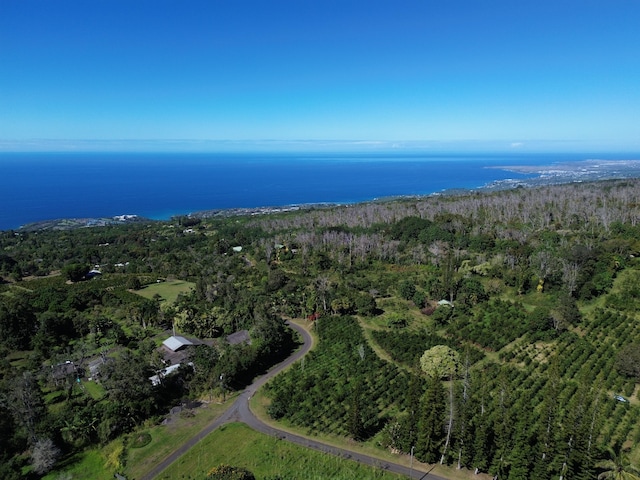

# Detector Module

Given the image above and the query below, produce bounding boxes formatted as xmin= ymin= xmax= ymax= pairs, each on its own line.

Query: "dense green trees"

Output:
xmin=416 ymin=376 xmax=445 ymax=463
xmin=2 ymin=179 xmax=640 ymax=477
xmin=267 ymin=316 xmax=404 ymax=438
xmin=100 ymin=350 xmax=157 ymax=438
xmin=616 ymin=343 xmax=640 ymax=381
xmin=419 ymin=345 xmax=460 ymax=380
xmin=62 ymin=263 xmax=89 ymax=282
xmin=0 ymin=294 xmax=37 ymax=350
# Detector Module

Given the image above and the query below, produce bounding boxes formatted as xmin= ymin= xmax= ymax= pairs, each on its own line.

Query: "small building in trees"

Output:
xmin=149 ymin=363 xmax=182 ymax=386
xmin=85 ymin=269 xmax=102 ymax=279
xmin=163 ymin=335 xmax=194 ymax=352
xmin=88 ymin=356 xmax=112 ymax=381
xmin=161 ymin=334 xmax=205 ymax=365
xmin=51 ymin=361 xmax=79 ymax=386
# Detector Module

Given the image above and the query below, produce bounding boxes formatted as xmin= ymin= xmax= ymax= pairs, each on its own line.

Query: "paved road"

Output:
xmin=142 ymin=321 xmax=445 ymax=480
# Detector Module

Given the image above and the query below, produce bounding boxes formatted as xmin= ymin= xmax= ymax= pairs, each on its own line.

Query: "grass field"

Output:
xmin=158 ymin=422 xmax=404 ymax=480
xmin=134 ymin=279 xmax=195 ymax=304
xmin=43 ymin=399 xmax=232 ymax=480
xmin=83 ymin=380 xmax=106 ymax=400
xmin=125 ymin=400 xmax=232 ymax=479
xmin=250 ymin=389 xmax=487 ymax=480
xmin=43 ymin=447 xmax=121 ymax=480
xmin=45 ymin=394 xmax=406 ymax=480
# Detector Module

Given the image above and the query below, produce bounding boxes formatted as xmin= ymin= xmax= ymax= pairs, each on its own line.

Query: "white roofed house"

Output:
xmin=152 ymin=335 xmax=202 ymax=385
xmin=149 ymin=363 xmax=182 ymax=386
xmin=157 ymin=334 xmax=204 ymax=372
xmin=162 ymin=335 xmax=194 ymax=352
xmin=85 ymin=269 xmax=102 ymax=279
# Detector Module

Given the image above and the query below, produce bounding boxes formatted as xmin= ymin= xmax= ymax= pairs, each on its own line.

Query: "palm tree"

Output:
xmin=598 ymin=445 xmax=640 ymax=480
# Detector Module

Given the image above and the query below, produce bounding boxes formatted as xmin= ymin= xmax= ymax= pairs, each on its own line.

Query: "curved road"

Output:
xmin=143 ymin=321 xmax=445 ymax=480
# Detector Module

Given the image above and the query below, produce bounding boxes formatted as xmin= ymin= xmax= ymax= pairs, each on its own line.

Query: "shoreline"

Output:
xmin=9 ymin=158 xmax=640 ymax=233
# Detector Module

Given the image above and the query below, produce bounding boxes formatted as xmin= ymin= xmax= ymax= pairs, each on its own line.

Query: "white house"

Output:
xmin=162 ymin=335 xmax=194 ymax=352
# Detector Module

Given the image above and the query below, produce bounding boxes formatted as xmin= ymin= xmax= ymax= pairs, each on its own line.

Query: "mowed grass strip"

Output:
xmin=158 ymin=422 xmax=404 ymax=480
xmin=43 ymin=448 xmax=117 ymax=480
xmin=83 ymin=380 xmax=106 ymax=400
xmin=134 ymin=280 xmax=195 ymax=304
xmin=125 ymin=400 xmax=231 ymax=480
xmin=45 ymin=400 xmax=231 ymax=480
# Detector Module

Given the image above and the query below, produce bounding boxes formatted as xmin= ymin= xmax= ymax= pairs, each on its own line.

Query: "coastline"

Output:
xmin=6 ymin=156 xmax=640 ymax=233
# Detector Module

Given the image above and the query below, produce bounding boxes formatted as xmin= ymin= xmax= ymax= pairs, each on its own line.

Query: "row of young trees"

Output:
xmin=265 ymin=312 xmax=630 ymax=479
xmin=2 ymin=179 xmax=640 ymax=477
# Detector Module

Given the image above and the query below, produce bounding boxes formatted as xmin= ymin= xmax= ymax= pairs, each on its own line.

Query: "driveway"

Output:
xmin=142 ymin=321 xmax=445 ymax=480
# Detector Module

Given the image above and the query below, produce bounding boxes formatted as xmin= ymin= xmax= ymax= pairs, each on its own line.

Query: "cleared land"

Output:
xmin=134 ymin=279 xmax=195 ymax=304
xmin=125 ymin=400 xmax=232 ymax=480
xmin=158 ymin=422 xmax=404 ymax=480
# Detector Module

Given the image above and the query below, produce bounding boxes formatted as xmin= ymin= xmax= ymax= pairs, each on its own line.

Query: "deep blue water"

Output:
xmin=0 ymin=152 xmax=625 ymax=230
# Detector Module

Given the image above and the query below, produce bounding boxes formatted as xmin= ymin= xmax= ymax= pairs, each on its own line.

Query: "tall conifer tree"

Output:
xmin=490 ymin=368 xmax=513 ymax=479
xmin=416 ymin=375 xmax=445 ymax=463
xmin=533 ymin=356 xmax=562 ymax=480
xmin=471 ymin=370 xmax=492 ymax=474
xmin=508 ymin=403 xmax=536 ymax=480
xmin=399 ymin=373 xmax=423 ymax=453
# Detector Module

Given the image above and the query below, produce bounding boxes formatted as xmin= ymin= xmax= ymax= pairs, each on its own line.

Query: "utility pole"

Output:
xmin=410 ymin=445 xmax=415 ymax=478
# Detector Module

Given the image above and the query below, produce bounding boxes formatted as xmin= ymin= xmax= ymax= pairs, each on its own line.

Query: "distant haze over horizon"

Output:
xmin=2 ymin=139 xmax=640 ymax=155
xmin=1 ymin=1 xmax=639 ymax=153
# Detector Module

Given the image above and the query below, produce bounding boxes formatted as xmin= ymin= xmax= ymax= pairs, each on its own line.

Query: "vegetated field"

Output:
xmin=158 ymin=422 xmax=404 ymax=480
xmin=43 ymin=448 xmax=115 ymax=480
xmin=125 ymin=400 xmax=232 ymax=480
xmin=8 ymin=179 xmax=640 ymax=480
xmin=134 ymin=279 xmax=195 ymax=304
xmin=43 ymin=400 xmax=233 ymax=480
xmin=83 ymin=380 xmax=106 ymax=400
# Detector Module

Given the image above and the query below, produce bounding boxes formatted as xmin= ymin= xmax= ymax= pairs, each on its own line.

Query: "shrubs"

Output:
xmin=615 ymin=343 xmax=640 ymax=381
xmin=448 ymin=299 xmax=529 ymax=351
xmin=206 ymin=464 xmax=255 ymax=480
xmin=371 ymin=329 xmax=485 ymax=366
xmin=129 ymin=432 xmax=152 ymax=448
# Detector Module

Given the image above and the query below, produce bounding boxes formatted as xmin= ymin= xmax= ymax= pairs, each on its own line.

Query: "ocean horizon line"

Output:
xmin=3 ymin=138 xmax=640 ymax=155
xmin=3 ymin=152 xmax=640 ymax=231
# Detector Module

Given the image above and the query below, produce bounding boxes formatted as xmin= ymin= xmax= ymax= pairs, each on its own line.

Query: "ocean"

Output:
xmin=0 ymin=152 xmax=636 ymax=231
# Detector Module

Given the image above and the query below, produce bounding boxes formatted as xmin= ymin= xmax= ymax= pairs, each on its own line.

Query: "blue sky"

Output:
xmin=1 ymin=0 xmax=639 ymax=152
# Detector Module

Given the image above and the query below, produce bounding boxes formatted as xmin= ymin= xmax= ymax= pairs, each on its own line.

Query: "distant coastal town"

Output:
xmin=484 ymin=159 xmax=640 ymax=190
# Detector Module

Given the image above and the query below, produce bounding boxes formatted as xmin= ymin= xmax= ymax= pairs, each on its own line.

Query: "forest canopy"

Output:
xmin=2 ymin=179 xmax=640 ymax=479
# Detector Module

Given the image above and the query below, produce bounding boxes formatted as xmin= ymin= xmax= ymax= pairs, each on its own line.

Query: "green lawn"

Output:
xmin=125 ymin=400 xmax=233 ymax=480
xmin=83 ymin=380 xmax=106 ymax=400
xmin=158 ymin=422 xmax=404 ymax=480
xmin=44 ymin=399 xmax=232 ymax=480
xmin=43 ymin=448 xmax=117 ymax=480
xmin=51 ymin=394 xmax=405 ymax=480
xmin=134 ymin=279 xmax=195 ymax=304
